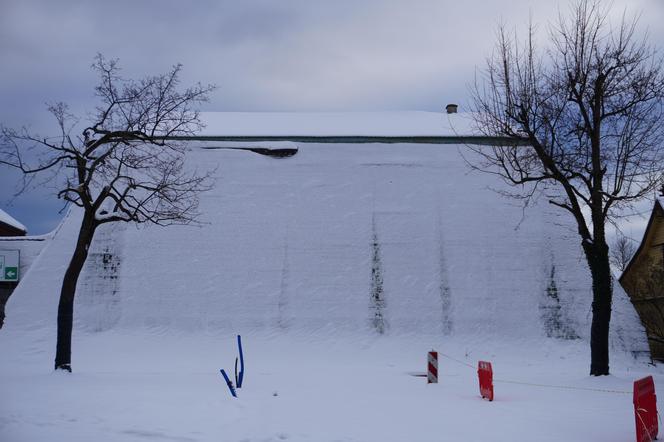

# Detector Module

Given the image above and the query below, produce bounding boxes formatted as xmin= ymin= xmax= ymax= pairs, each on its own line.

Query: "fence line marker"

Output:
xmin=478 ymin=361 xmax=494 ymax=401
xmin=428 ymin=351 xmax=438 ymax=384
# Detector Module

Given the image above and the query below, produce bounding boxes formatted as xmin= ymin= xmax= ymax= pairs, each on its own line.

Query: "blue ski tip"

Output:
xmin=237 ymin=335 xmax=245 ymax=389
xmin=220 ymin=368 xmax=238 ymax=398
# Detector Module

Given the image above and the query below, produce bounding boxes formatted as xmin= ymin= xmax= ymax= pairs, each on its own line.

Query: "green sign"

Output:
xmin=0 ymin=250 xmax=20 ymax=282
xmin=4 ymin=267 xmax=17 ymax=280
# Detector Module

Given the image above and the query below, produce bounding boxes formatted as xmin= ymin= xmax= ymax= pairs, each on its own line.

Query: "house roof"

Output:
xmin=619 ymin=198 xmax=664 ymax=283
xmin=0 ymin=208 xmax=27 ymax=234
xmin=199 ymin=111 xmax=477 ymax=137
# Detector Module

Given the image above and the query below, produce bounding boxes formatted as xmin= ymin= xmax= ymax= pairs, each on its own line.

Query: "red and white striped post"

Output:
xmin=427 ymin=351 xmax=438 ymax=384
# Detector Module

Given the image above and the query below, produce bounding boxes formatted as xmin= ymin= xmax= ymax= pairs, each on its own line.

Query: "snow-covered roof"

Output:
xmin=0 ymin=208 xmax=26 ymax=233
xmin=199 ymin=111 xmax=477 ymax=137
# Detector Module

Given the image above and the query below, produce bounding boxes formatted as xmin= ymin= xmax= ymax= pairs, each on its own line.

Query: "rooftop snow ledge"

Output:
xmin=0 ymin=208 xmax=27 ymax=233
xmin=186 ymin=141 xmax=298 ymax=158
xmin=198 ymin=111 xmax=479 ymax=138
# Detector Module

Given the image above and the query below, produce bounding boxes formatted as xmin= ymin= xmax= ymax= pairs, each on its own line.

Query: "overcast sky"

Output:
xmin=1 ymin=0 xmax=663 ymax=234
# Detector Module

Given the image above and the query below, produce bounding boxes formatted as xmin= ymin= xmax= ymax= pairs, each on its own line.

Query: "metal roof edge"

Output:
xmin=166 ymin=135 xmax=528 ymax=146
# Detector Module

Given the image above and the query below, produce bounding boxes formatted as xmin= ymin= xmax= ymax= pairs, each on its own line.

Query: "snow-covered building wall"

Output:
xmin=1 ymin=112 xmax=649 ymax=358
xmin=0 ymin=209 xmax=47 ymax=328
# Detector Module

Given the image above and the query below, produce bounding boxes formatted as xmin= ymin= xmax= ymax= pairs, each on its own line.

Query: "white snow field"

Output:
xmin=0 ymin=117 xmax=660 ymax=441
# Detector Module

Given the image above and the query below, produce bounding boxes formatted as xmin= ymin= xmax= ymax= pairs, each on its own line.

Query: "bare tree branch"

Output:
xmin=0 ymin=55 xmax=216 ymax=372
xmin=469 ymin=0 xmax=664 ymax=375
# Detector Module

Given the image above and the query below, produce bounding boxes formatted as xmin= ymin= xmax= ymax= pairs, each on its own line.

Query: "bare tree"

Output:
xmin=470 ymin=1 xmax=664 ymax=375
xmin=0 ymin=55 xmax=215 ymax=372
xmin=610 ymin=233 xmax=636 ymax=273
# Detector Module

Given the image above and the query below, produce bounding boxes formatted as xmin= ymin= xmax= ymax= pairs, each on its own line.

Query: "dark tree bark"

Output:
xmin=54 ymin=213 xmax=96 ymax=371
xmin=583 ymin=240 xmax=612 ymax=375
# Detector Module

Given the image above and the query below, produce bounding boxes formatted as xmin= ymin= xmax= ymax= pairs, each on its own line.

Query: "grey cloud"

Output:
xmin=1 ymin=0 xmax=662 ymax=233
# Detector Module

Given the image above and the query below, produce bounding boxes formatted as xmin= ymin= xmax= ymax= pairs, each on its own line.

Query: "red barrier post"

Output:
xmin=427 ymin=351 xmax=438 ymax=384
xmin=634 ymin=376 xmax=658 ymax=442
xmin=477 ymin=361 xmax=494 ymax=401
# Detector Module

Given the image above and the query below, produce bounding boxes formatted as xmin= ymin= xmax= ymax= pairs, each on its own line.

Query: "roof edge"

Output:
xmin=619 ymin=199 xmax=664 ymax=283
xmin=0 ymin=208 xmax=27 ymax=234
xmin=166 ymin=135 xmax=528 ymax=146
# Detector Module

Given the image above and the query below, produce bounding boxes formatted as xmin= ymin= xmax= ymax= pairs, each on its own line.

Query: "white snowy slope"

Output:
xmin=0 ymin=134 xmax=654 ymax=442
xmin=1 ymin=140 xmax=646 ymax=344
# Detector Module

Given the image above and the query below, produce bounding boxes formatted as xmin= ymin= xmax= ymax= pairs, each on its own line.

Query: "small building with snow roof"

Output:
xmin=0 ymin=208 xmax=27 ymax=237
xmin=0 ymin=208 xmax=26 ymax=328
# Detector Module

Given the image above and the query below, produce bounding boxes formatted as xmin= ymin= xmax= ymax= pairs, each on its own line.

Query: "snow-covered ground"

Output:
xmin=0 ymin=140 xmax=658 ymax=441
xmin=1 ymin=333 xmax=661 ymax=442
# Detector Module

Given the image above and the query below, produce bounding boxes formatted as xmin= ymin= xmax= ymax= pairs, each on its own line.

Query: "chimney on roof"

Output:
xmin=445 ymin=104 xmax=458 ymax=114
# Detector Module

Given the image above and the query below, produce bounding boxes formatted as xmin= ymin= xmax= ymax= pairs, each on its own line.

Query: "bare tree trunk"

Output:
xmin=583 ymin=240 xmax=612 ymax=376
xmin=54 ymin=212 xmax=96 ymax=372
